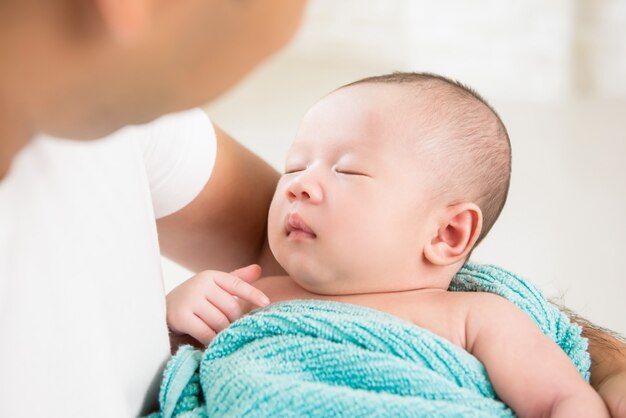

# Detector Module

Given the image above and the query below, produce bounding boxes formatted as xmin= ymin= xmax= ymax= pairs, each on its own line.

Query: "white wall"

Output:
xmin=163 ymin=1 xmax=626 ymax=335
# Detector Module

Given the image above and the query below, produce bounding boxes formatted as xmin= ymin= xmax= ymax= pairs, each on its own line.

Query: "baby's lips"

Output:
xmin=286 ymin=212 xmax=316 ymax=236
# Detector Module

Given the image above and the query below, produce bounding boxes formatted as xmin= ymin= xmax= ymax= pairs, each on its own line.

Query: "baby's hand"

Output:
xmin=166 ymin=264 xmax=270 ymax=345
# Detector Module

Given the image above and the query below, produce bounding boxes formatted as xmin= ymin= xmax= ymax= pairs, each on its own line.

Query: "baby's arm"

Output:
xmin=465 ymin=293 xmax=609 ymax=418
xmin=166 ymin=265 xmax=270 ymax=346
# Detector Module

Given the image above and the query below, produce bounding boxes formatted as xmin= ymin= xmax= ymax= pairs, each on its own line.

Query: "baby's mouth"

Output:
xmin=285 ymin=213 xmax=317 ymax=239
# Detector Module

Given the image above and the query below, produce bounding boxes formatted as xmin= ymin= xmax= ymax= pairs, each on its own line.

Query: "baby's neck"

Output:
xmin=245 ymin=275 xmax=449 ymax=326
xmin=289 ymin=263 xmax=459 ymax=297
xmin=254 ymin=273 xmax=454 ymax=305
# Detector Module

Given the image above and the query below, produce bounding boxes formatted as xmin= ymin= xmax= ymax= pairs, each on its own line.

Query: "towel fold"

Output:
xmin=147 ymin=263 xmax=590 ymax=418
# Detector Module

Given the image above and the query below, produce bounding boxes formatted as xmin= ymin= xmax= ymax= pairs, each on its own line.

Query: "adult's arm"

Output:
xmin=582 ymin=326 xmax=626 ymax=417
xmin=156 ymin=125 xmax=285 ymax=276
xmin=555 ymin=303 xmax=626 ymax=417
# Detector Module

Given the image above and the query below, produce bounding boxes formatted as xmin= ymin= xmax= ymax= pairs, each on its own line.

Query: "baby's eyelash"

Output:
xmin=335 ymin=169 xmax=369 ymax=177
xmin=284 ymin=168 xmax=304 ymax=174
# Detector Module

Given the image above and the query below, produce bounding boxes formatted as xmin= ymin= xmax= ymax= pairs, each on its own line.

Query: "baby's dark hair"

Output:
xmin=341 ymin=72 xmax=511 ymax=245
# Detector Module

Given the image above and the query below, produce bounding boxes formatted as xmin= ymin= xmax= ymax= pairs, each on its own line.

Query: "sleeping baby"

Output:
xmin=166 ymin=72 xmax=608 ymax=417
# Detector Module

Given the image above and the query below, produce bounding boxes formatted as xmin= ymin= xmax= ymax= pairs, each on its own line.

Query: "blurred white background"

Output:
xmin=163 ymin=0 xmax=626 ymax=335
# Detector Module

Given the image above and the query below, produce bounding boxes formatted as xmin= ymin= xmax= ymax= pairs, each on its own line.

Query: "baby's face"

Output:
xmin=268 ymin=84 xmax=442 ymax=295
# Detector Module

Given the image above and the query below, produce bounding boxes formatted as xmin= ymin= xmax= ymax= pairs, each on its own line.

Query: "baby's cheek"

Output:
xmin=267 ymin=199 xmax=284 ymax=244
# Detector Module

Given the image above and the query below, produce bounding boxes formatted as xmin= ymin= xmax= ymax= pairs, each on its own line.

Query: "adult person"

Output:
xmin=0 ymin=1 xmax=624 ymax=418
xmin=0 ymin=1 xmax=305 ymax=417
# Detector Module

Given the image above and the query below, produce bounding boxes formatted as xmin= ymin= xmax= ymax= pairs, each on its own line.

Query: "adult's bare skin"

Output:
xmin=589 ymin=335 xmax=626 ymax=417
xmin=556 ymin=304 xmax=626 ymax=417
xmin=157 ymin=126 xmax=285 ymax=276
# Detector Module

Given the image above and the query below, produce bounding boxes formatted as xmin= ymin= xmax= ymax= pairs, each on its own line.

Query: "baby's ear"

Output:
xmin=423 ymin=203 xmax=482 ymax=266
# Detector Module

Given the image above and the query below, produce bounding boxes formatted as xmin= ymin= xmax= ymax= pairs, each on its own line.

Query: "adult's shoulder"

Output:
xmin=131 ymin=108 xmax=218 ymax=219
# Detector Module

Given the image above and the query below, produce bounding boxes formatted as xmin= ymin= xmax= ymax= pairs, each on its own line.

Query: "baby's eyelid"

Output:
xmin=334 ymin=166 xmax=368 ymax=176
xmin=284 ymin=167 xmax=305 ymax=174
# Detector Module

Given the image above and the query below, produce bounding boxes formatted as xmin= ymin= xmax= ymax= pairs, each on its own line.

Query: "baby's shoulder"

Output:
xmin=420 ymin=290 xmax=510 ymax=313
xmin=398 ymin=291 xmax=487 ymax=348
xmin=410 ymin=291 xmax=519 ymax=348
xmin=450 ymin=291 xmax=520 ymax=315
xmin=440 ymin=291 xmax=523 ymax=324
xmin=456 ymin=291 xmax=536 ymax=345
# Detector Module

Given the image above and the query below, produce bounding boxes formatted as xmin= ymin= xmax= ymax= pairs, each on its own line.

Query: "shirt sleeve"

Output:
xmin=134 ymin=108 xmax=217 ymax=219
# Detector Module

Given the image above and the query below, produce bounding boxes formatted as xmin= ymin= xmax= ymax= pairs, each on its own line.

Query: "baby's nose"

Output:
xmin=286 ymin=178 xmax=322 ymax=203
xmin=287 ymin=189 xmax=311 ymax=200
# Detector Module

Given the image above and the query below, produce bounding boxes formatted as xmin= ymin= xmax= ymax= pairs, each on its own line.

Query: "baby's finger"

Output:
xmin=183 ymin=314 xmax=217 ymax=346
xmin=230 ymin=264 xmax=262 ymax=283
xmin=194 ymin=301 xmax=231 ymax=334
xmin=205 ymin=284 xmax=244 ymax=322
xmin=214 ymin=273 xmax=270 ymax=308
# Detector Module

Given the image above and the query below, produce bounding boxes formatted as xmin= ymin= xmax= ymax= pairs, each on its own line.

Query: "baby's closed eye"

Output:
xmin=333 ymin=166 xmax=370 ymax=177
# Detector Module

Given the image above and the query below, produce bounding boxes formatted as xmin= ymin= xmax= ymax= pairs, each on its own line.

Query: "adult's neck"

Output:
xmin=0 ymin=96 xmax=31 ymax=181
xmin=0 ymin=7 xmax=38 ymax=182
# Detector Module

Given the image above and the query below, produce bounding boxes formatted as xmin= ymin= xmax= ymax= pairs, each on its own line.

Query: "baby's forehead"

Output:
xmin=297 ymin=84 xmax=434 ymax=145
xmin=322 ymin=82 xmax=427 ymax=112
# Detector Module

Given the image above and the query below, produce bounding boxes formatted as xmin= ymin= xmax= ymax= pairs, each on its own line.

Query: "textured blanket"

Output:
xmin=147 ymin=264 xmax=590 ymax=418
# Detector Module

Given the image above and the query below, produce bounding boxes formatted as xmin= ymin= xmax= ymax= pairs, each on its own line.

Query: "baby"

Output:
xmin=166 ymin=72 xmax=608 ymax=417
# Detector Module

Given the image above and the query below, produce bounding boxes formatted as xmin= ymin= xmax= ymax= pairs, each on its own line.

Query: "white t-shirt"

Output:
xmin=0 ymin=109 xmax=216 ymax=417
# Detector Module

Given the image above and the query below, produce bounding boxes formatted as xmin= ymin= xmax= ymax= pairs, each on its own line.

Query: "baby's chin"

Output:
xmin=288 ymin=268 xmax=430 ymax=297
xmin=288 ymin=271 xmax=367 ymax=297
xmin=290 ymin=274 xmax=394 ymax=297
xmin=281 ymin=258 xmax=376 ymax=296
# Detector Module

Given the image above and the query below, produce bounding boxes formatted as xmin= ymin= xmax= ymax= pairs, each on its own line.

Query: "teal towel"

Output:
xmin=147 ymin=263 xmax=590 ymax=417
